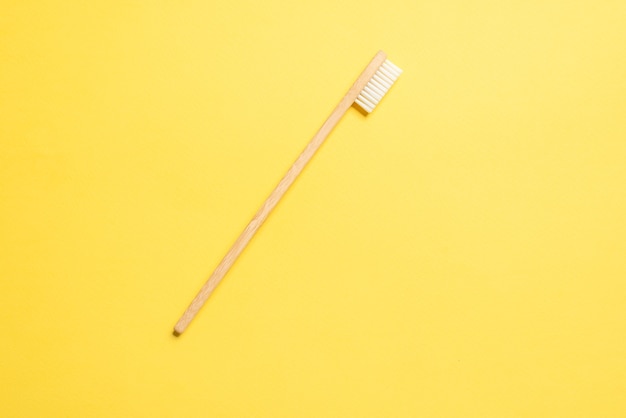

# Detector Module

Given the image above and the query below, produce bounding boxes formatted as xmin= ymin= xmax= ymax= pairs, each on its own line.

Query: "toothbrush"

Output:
xmin=174 ymin=50 xmax=402 ymax=335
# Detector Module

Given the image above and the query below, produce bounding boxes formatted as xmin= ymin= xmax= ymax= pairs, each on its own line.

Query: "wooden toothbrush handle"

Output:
xmin=173 ymin=51 xmax=387 ymax=335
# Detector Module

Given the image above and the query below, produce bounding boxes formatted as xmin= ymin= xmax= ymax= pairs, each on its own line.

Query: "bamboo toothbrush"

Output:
xmin=174 ymin=50 xmax=402 ymax=335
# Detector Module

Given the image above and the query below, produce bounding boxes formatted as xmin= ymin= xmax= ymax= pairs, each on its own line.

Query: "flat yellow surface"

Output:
xmin=1 ymin=1 xmax=625 ymax=416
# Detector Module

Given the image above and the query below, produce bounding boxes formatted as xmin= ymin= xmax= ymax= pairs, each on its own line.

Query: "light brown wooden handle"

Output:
xmin=173 ymin=51 xmax=388 ymax=335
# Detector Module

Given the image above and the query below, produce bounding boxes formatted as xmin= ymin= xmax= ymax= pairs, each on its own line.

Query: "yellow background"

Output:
xmin=1 ymin=0 xmax=625 ymax=416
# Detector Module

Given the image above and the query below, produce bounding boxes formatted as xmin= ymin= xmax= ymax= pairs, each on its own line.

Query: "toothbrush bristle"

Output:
xmin=355 ymin=59 xmax=402 ymax=113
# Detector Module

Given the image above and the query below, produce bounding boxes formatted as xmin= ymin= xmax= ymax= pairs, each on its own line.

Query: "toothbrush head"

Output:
xmin=354 ymin=58 xmax=403 ymax=113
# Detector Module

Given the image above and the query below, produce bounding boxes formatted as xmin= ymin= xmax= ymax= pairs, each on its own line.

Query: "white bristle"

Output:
xmin=354 ymin=58 xmax=402 ymax=113
xmin=365 ymin=83 xmax=385 ymax=98
xmin=354 ymin=59 xmax=402 ymax=113
xmin=355 ymin=58 xmax=402 ymax=113
xmin=355 ymin=98 xmax=373 ymax=113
